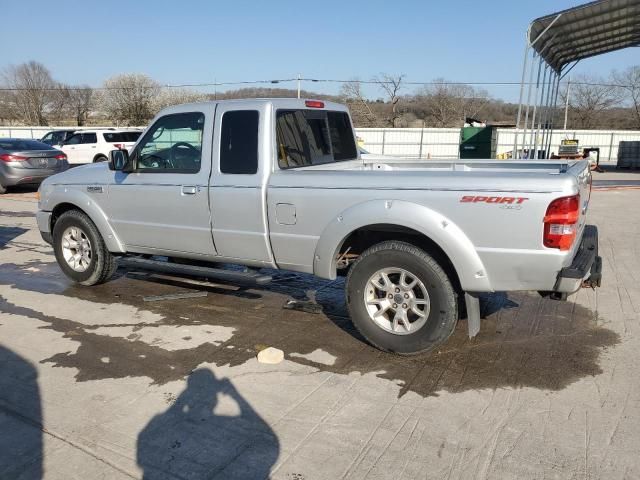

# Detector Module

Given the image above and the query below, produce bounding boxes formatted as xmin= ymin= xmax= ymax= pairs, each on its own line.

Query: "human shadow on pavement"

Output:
xmin=0 ymin=345 xmax=43 ymax=480
xmin=136 ymin=368 xmax=279 ymax=480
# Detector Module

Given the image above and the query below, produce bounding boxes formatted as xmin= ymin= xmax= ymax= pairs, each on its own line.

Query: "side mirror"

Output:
xmin=108 ymin=149 xmax=129 ymax=171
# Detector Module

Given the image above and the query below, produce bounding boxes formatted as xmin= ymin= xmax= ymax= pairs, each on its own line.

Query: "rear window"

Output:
xmin=103 ymin=132 xmax=142 ymax=143
xmin=0 ymin=139 xmax=54 ymax=151
xmin=276 ymin=110 xmax=357 ymax=169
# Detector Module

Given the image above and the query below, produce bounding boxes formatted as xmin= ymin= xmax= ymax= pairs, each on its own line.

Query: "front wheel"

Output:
xmin=52 ymin=210 xmax=117 ymax=285
xmin=345 ymin=241 xmax=457 ymax=355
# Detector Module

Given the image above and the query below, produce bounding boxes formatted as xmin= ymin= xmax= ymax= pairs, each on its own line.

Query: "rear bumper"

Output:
xmin=553 ymin=225 xmax=602 ymax=294
xmin=0 ymin=162 xmax=68 ymax=187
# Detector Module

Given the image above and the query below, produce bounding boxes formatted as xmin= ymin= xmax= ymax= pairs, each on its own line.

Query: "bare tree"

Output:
xmin=0 ymin=89 xmax=18 ymax=124
xmin=47 ymin=84 xmax=71 ymax=125
xmin=613 ymin=66 xmax=640 ymax=129
xmin=64 ymin=85 xmax=94 ymax=126
xmin=561 ymin=75 xmax=621 ymax=129
xmin=153 ymin=88 xmax=206 ymax=112
xmin=1 ymin=61 xmax=57 ymax=125
xmin=340 ymin=80 xmax=380 ymax=127
xmin=418 ymin=79 xmax=490 ymax=127
xmin=100 ymin=74 xmax=160 ymax=125
xmin=374 ymin=74 xmax=405 ymax=127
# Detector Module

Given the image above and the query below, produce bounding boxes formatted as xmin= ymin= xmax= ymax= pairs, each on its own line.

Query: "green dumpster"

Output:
xmin=459 ymin=126 xmax=497 ymax=159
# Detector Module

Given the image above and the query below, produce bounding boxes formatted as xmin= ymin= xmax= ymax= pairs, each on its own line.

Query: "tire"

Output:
xmin=345 ymin=241 xmax=457 ymax=355
xmin=0 ymin=183 xmax=6 ymax=194
xmin=93 ymin=155 xmax=108 ymax=163
xmin=52 ymin=210 xmax=117 ymax=286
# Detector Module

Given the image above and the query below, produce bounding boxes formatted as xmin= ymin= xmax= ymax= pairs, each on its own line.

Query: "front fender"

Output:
xmin=313 ymin=199 xmax=491 ymax=291
xmin=42 ymin=185 xmax=125 ymax=253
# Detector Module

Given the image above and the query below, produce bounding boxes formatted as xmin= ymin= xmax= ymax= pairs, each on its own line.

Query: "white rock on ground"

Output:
xmin=257 ymin=347 xmax=284 ymax=364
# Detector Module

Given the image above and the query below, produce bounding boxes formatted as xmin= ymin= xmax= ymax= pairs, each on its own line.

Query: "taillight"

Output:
xmin=543 ymin=194 xmax=580 ymax=250
xmin=305 ymin=100 xmax=324 ymax=108
xmin=114 ymin=143 xmax=124 ymax=149
xmin=54 ymin=153 xmax=67 ymax=161
xmin=0 ymin=153 xmax=28 ymax=162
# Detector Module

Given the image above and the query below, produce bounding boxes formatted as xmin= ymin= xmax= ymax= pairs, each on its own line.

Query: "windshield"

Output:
xmin=276 ymin=110 xmax=357 ymax=169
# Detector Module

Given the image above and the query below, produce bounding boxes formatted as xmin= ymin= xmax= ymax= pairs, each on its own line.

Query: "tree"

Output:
xmin=100 ymin=74 xmax=160 ymax=125
xmin=1 ymin=61 xmax=57 ymax=125
xmin=153 ymin=88 xmax=206 ymax=112
xmin=340 ymin=80 xmax=380 ymax=127
xmin=418 ymin=79 xmax=490 ymax=127
xmin=0 ymin=90 xmax=18 ymax=124
xmin=374 ymin=74 xmax=405 ymax=127
xmin=613 ymin=66 xmax=640 ymax=129
xmin=64 ymin=85 xmax=94 ymax=126
xmin=561 ymin=75 xmax=621 ymax=129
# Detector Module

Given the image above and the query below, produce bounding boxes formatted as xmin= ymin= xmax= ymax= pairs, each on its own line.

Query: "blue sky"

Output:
xmin=3 ymin=0 xmax=638 ymax=101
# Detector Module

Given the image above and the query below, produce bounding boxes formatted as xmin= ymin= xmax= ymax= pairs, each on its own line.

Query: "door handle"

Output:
xmin=181 ymin=185 xmax=197 ymax=195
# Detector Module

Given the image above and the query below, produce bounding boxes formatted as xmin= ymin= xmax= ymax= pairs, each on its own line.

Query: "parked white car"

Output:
xmin=58 ymin=129 xmax=142 ymax=165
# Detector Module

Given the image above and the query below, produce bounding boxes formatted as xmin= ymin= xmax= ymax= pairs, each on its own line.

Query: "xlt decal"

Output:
xmin=460 ymin=195 xmax=529 ymax=204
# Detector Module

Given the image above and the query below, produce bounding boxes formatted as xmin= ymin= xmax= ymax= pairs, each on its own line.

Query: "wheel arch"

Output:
xmin=50 ymin=198 xmax=125 ymax=253
xmin=313 ymin=199 xmax=491 ymax=292
xmin=337 ymin=224 xmax=462 ymax=292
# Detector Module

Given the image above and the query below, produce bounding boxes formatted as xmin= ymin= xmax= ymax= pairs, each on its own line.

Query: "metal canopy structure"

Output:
xmin=513 ymin=0 xmax=640 ymax=159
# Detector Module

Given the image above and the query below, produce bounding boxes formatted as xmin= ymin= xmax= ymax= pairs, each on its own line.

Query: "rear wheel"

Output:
xmin=52 ymin=210 xmax=117 ymax=285
xmin=93 ymin=155 xmax=108 ymax=163
xmin=346 ymin=241 xmax=457 ymax=354
xmin=0 ymin=182 xmax=6 ymax=194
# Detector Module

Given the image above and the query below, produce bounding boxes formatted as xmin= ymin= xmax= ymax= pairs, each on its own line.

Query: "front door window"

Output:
xmin=132 ymin=112 xmax=205 ymax=173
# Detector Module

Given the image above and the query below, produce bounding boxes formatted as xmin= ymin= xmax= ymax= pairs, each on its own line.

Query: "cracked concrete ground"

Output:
xmin=0 ymin=177 xmax=639 ymax=479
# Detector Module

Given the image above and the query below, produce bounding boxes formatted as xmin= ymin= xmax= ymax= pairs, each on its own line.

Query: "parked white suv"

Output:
xmin=59 ymin=129 xmax=142 ymax=164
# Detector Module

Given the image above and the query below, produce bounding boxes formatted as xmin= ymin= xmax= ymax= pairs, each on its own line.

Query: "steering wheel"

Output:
xmin=138 ymin=152 xmax=169 ymax=169
xmin=170 ymin=142 xmax=200 ymax=169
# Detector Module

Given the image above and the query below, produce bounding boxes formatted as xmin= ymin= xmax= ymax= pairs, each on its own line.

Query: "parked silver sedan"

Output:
xmin=0 ymin=139 xmax=69 ymax=194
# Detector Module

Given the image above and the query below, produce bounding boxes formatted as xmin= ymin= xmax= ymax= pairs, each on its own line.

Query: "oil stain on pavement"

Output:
xmin=0 ymin=259 xmax=620 ymax=398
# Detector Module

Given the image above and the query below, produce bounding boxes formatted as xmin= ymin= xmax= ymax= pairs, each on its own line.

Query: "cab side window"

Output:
xmin=131 ymin=112 xmax=205 ymax=173
xmin=220 ymin=110 xmax=259 ymax=174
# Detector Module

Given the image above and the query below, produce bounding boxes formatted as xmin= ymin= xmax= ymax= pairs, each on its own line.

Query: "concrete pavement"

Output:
xmin=0 ymin=182 xmax=639 ymax=479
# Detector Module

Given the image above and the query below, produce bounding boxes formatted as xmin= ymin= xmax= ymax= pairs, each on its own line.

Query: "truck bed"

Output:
xmin=302 ymin=157 xmax=576 ymax=174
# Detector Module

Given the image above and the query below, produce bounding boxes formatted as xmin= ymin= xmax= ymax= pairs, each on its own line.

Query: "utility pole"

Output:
xmin=563 ymin=76 xmax=571 ymax=130
xmin=297 ymin=73 xmax=301 ymax=99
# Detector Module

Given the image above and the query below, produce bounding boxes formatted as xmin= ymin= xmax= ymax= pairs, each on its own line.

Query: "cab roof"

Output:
xmin=158 ymin=98 xmax=348 ymax=114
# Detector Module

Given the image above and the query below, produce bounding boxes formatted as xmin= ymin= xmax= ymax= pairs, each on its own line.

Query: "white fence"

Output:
xmin=495 ymin=129 xmax=640 ymax=162
xmin=0 ymin=126 xmax=104 ymax=140
xmin=3 ymin=125 xmax=640 ymax=162
xmin=356 ymin=128 xmax=640 ymax=162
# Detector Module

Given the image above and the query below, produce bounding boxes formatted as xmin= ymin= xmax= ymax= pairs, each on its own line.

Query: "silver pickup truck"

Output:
xmin=36 ymin=98 xmax=601 ymax=354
